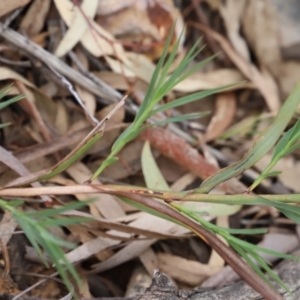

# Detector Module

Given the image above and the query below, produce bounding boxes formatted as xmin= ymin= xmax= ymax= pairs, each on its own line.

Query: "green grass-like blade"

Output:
xmin=38 ymin=217 xmax=90 ymax=228
xmin=0 ymin=94 xmax=24 ymax=110
xmin=150 ymin=111 xmax=210 ymax=126
xmin=151 ymin=86 xmax=231 ymax=115
xmin=38 ymin=131 xmax=103 ymax=181
xmin=27 ymin=200 xmax=94 ymax=218
xmin=197 ymin=82 xmax=300 ymax=193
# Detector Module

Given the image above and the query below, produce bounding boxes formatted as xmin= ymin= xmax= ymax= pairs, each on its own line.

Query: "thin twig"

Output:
xmin=0 ymin=185 xmax=299 ymax=204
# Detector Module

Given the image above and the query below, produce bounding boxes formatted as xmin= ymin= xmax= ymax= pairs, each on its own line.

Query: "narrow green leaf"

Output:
xmin=260 ymin=170 xmax=282 ymax=179
xmin=38 ymin=131 xmax=103 ymax=181
xmin=38 ymin=217 xmax=91 ymax=228
xmin=151 ymin=112 xmax=210 ymax=126
xmin=158 ymin=28 xmax=186 ymax=85
xmin=282 ymin=141 xmax=300 ymax=156
xmin=27 ymin=200 xmax=93 ymax=218
xmin=218 ymin=227 xmax=268 ymax=235
xmin=0 ymin=94 xmax=24 ymax=110
xmin=287 ymin=117 xmax=300 ymax=145
xmin=197 ymin=83 xmax=300 ymax=193
xmin=271 ymin=126 xmax=294 ymax=160
xmin=7 ymin=200 xmax=24 ymax=206
xmin=91 ymin=156 xmax=118 ymax=180
xmin=152 ymin=87 xmax=230 ymax=115
xmin=250 ymin=251 xmax=291 ymax=292
xmin=0 ymin=122 xmax=11 ymax=129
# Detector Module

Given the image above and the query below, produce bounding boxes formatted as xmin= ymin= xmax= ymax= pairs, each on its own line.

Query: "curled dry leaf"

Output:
xmin=205 ymin=92 xmax=237 ymax=142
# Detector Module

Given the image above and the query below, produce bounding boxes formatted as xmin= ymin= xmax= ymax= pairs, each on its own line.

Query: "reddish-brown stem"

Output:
xmin=139 ymin=127 xmax=245 ymax=194
xmin=117 ymin=191 xmax=283 ymax=300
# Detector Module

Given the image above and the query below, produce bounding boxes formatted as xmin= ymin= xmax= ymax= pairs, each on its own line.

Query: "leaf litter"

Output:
xmin=0 ymin=0 xmax=299 ymax=299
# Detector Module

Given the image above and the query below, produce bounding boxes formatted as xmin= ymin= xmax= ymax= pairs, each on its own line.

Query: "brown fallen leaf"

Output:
xmin=205 ymin=92 xmax=237 ymax=142
xmin=157 ymin=252 xmax=220 ymax=286
xmin=90 ymin=210 xmax=190 ymax=273
xmin=189 ymin=22 xmax=280 ymax=113
xmin=278 ymin=60 xmax=300 ymax=98
xmin=0 ymin=0 xmax=30 ymax=18
xmin=54 ymin=0 xmax=98 ymax=57
xmin=174 ymin=68 xmax=250 ymax=93
xmin=73 ymin=49 xmax=97 ymax=118
xmin=96 ymin=0 xmax=184 ymax=59
xmin=15 ymin=81 xmax=52 ymax=143
xmin=217 ymin=0 xmax=249 ymax=60
xmin=54 ymin=0 xmax=128 ymax=61
xmin=19 ymin=0 xmax=51 ymax=36
xmin=242 ymin=0 xmax=282 ymax=76
xmin=67 ymin=162 xmax=125 ymax=219
xmin=139 ymin=248 xmax=159 ymax=275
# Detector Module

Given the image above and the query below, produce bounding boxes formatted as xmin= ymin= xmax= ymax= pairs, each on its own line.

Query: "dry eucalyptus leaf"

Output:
xmin=218 ymin=0 xmax=249 ymax=60
xmin=157 ymin=252 xmax=220 ymax=286
xmin=198 ymin=25 xmax=280 ymax=112
xmin=95 ymin=71 xmax=148 ymax=100
xmin=0 ymin=0 xmax=30 ymax=18
xmin=54 ymin=0 xmax=128 ymax=61
xmin=91 ymin=213 xmax=189 ymax=273
xmin=67 ymin=162 xmax=125 ymax=219
xmin=242 ymin=0 xmax=282 ymax=76
xmin=205 ymin=92 xmax=237 ymax=142
xmin=20 ymin=0 xmax=51 ymax=36
xmin=54 ymin=0 xmax=98 ymax=57
xmin=174 ymin=69 xmax=249 ymax=93
xmin=96 ymin=0 xmax=184 ymax=59
xmin=278 ymin=60 xmax=300 ymax=98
